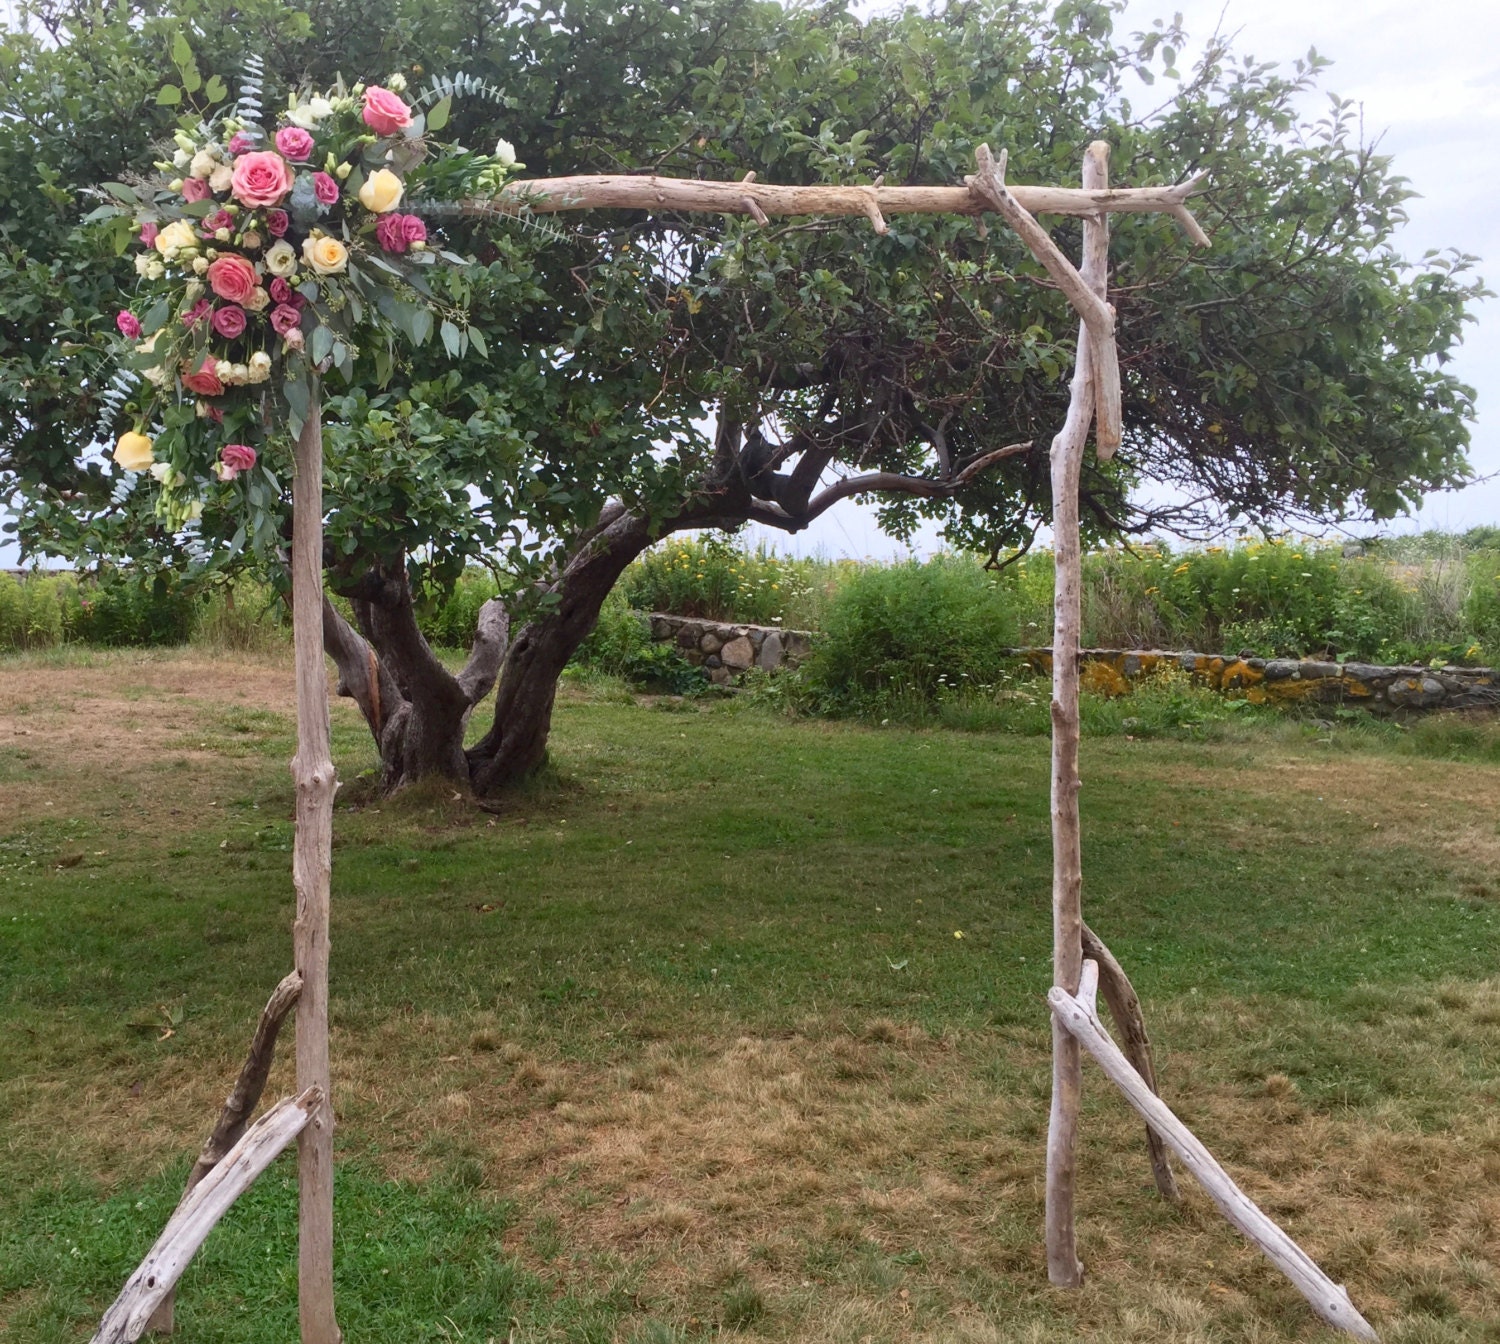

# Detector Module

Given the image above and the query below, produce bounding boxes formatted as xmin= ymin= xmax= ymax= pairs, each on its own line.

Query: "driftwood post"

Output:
xmin=290 ymin=388 xmax=341 ymax=1344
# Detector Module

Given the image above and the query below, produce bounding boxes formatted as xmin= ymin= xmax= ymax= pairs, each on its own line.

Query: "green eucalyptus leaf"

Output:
xmin=426 ymin=94 xmax=452 ymax=132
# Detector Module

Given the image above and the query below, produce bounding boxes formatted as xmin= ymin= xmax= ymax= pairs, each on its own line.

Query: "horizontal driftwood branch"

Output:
xmin=1049 ymin=978 xmax=1379 ymax=1341
xmin=92 ymin=1087 xmax=321 ymax=1344
xmin=464 ymin=173 xmax=1208 ymax=237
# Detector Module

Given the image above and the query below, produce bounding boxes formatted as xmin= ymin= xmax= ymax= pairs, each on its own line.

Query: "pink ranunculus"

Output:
xmin=211 ymin=305 xmax=247 ymax=339
xmin=375 ymin=212 xmax=409 ymax=254
xmin=181 ymin=176 xmax=212 ymax=203
xmin=205 ymin=254 xmax=259 ymax=305
xmin=115 ymin=310 xmax=141 ymax=339
xmin=227 ymin=132 xmax=255 ymax=155
xmin=275 ymin=126 xmax=315 ymax=161
xmin=400 ymin=214 xmax=427 ymax=246
xmin=265 ymin=209 xmax=289 ymax=238
xmin=139 ymin=221 xmax=159 ymax=248
xmin=181 ymin=357 xmax=224 ymax=397
xmin=221 ymin=443 xmax=257 ymax=474
xmin=230 ymin=151 xmax=293 ymax=209
xmin=311 ymin=171 xmax=340 ymax=205
xmin=270 ymin=303 xmax=303 ymax=336
xmin=203 ymin=209 xmax=234 ymax=234
xmin=362 ymin=85 xmax=413 ymax=136
xmin=182 ymin=297 xmax=212 ymax=328
xmin=268 ymin=276 xmax=294 ymax=305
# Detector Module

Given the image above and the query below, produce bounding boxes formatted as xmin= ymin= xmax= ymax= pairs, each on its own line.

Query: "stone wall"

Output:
xmin=647 ymin=613 xmax=813 ymax=685
xmin=642 ymin=613 xmax=1499 ymax=709
xmin=1019 ymin=648 xmax=1500 ymax=712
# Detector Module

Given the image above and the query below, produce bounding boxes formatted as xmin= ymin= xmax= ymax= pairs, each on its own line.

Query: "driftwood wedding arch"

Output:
xmin=93 ymin=145 xmax=1380 ymax=1344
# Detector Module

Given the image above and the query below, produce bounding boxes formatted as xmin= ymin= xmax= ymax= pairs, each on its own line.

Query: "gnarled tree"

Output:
xmin=4 ymin=0 xmax=1485 ymax=794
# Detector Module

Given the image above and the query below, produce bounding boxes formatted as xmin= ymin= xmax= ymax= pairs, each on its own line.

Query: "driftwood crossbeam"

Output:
xmin=95 ymin=150 xmax=1380 ymax=1344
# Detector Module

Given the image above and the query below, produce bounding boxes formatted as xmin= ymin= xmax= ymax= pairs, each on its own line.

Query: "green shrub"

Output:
xmin=72 ymin=571 xmax=197 ymax=647
xmin=570 ymin=593 xmax=705 ymax=694
xmin=619 ymin=536 xmax=840 ymax=629
xmin=799 ymin=555 xmax=1018 ymax=717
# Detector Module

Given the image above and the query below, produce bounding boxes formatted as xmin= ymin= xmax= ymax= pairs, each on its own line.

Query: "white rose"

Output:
xmin=192 ymin=255 xmax=210 ymax=275
xmin=231 ymin=363 xmax=249 ymax=384
xmin=150 ymin=461 xmax=172 ymax=483
xmin=145 ymin=258 xmax=165 ymax=280
xmin=134 ymin=253 xmax=153 ymax=277
xmin=494 ymin=138 xmax=517 ymax=169
xmin=189 ymin=148 xmax=218 ymax=180
xmin=264 ymin=240 xmax=297 ymax=276
xmin=248 ymin=351 xmax=272 ymax=381
xmin=385 ymin=73 xmax=407 ymax=93
xmin=209 ymin=164 xmax=234 ymax=194
xmin=215 ymin=359 xmax=234 ymax=380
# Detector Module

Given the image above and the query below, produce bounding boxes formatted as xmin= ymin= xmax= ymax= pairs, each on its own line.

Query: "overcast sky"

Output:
xmin=748 ymin=0 xmax=1500 ymax=557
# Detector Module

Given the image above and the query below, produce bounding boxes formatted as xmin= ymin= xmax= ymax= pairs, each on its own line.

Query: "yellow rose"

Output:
xmin=357 ymin=168 xmax=403 ymax=214
xmin=302 ymin=235 xmax=349 ymax=275
xmin=154 ymin=220 xmax=198 ymax=256
xmin=113 ymin=432 xmax=154 ymax=472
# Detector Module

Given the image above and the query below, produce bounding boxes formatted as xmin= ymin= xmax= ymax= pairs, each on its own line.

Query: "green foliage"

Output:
xmin=570 ymin=593 xmax=705 ymax=694
xmin=618 ymin=537 xmax=839 ymax=629
xmin=799 ymin=556 xmax=1018 ymax=717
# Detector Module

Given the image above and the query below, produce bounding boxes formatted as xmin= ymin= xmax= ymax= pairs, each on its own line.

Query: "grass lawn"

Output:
xmin=1 ymin=649 xmax=1498 ymax=1343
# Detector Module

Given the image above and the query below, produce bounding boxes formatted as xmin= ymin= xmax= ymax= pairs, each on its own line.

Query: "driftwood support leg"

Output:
xmin=1050 ymin=979 xmax=1380 ymax=1342
xmin=291 ymin=389 xmax=341 ymax=1344
xmin=91 ymin=1088 xmax=322 ymax=1344
xmin=1080 ymin=925 xmax=1179 ymax=1203
xmin=146 ymin=970 xmax=303 ymax=1334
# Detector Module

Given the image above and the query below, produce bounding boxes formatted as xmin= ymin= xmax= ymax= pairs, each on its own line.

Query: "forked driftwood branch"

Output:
xmin=92 ymin=1088 xmax=321 ymax=1344
xmin=147 ymin=971 xmax=303 ymax=1334
xmin=1081 ymin=924 xmax=1179 ymax=1203
xmin=1051 ymin=971 xmax=1379 ymax=1341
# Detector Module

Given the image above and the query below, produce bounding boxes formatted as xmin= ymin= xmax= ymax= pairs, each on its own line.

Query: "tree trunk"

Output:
xmin=322 ymin=564 xmax=508 ymax=793
xmin=468 ymin=503 xmax=657 ymax=793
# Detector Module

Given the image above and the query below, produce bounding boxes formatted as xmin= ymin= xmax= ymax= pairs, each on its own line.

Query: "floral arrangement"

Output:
xmin=102 ymin=57 xmax=521 ymax=534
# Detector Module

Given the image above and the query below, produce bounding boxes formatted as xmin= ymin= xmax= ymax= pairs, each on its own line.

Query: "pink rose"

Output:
xmin=205 ymin=254 xmax=259 ymax=304
xmin=115 ymin=310 xmax=141 ymax=339
xmin=375 ymin=213 xmax=409 ymax=253
xmin=281 ymin=326 xmax=305 ymax=352
xmin=227 ymin=132 xmax=255 ymax=155
xmin=275 ymin=126 xmax=315 ymax=161
xmin=362 ymin=86 xmax=412 ymax=136
xmin=265 ymin=209 xmax=289 ymax=238
xmin=181 ymin=357 xmax=224 ymax=397
xmin=400 ymin=214 xmax=427 ymax=246
xmin=211 ymin=305 xmax=246 ymax=339
xmin=182 ymin=297 xmax=212 ymax=328
xmin=230 ymin=151 xmax=293 ymax=209
xmin=203 ymin=209 xmax=234 ymax=234
xmin=181 ymin=176 xmax=212 ymax=203
xmin=139 ymin=221 xmax=159 ymax=248
xmin=312 ymin=171 xmax=340 ymax=205
xmin=222 ymin=443 xmax=257 ymax=473
xmin=268 ymin=276 xmax=305 ymax=308
xmin=270 ymin=303 xmax=303 ymax=336
xmin=204 ymin=404 xmax=224 ymax=423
